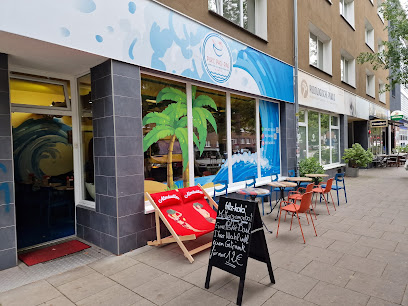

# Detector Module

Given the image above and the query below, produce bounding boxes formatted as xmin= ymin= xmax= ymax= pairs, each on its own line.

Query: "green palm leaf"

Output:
xmin=176 ymin=117 xmax=187 ymax=129
xmin=192 ymin=108 xmax=208 ymax=153
xmin=175 ymin=127 xmax=189 ymax=170
xmin=143 ymin=125 xmax=174 ymax=152
xmin=199 ymin=108 xmax=217 ymax=133
xmin=157 ymin=87 xmax=187 ymax=104
xmin=163 ymin=102 xmax=187 ymax=122
xmin=142 ymin=112 xmax=170 ymax=126
xmin=193 ymin=95 xmax=218 ymax=111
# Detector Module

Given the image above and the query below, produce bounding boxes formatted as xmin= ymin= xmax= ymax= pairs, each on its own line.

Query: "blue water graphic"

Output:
xmin=107 ymin=26 xmax=114 ymax=33
xmin=128 ymin=38 xmax=137 ymax=60
xmin=75 ymin=0 xmax=96 ymax=13
xmin=60 ymin=27 xmax=70 ymax=37
xmin=128 ymin=2 xmax=136 ymax=14
xmin=95 ymin=35 xmax=103 ymax=42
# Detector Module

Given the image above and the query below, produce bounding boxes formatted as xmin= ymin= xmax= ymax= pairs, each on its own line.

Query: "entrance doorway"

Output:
xmin=10 ymin=73 xmax=76 ymax=249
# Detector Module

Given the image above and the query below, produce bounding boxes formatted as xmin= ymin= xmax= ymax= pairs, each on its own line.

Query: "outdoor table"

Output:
xmin=266 ymin=181 xmax=297 ymax=219
xmin=285 ymin=176 xmax=313 ymax=188
xmin=306 ymin=173 xmax=329 ymax=185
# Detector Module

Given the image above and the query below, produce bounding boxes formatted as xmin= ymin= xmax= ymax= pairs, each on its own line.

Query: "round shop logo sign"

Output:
xmin=202 ymin=33 xmax=232 ymax=83
xmin=301 ymin=79 xmax=308 ymax=98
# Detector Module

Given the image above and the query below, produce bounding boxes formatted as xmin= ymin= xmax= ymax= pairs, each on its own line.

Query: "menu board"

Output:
xmin=205 ymin=197 xmax=274 ymax=305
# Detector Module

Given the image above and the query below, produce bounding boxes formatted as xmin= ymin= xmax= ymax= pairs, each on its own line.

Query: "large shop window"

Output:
xmin=298 ymin=109 xmax=340 ymax=166
xmin=78 ymin=74 xmax=94 ymax=202
xmin=141 ymin=74 xmax=280 ymax=195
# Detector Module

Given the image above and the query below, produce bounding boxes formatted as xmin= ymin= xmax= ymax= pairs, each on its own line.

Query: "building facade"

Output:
xmin=0 ymin=0 xmax=298 ymax=270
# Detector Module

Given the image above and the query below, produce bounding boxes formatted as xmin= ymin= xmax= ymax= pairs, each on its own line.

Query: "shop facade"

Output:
xmin=0 ymin=0 xmax=295 ymax=270
xmin=297 ymin=70 xmax=390 ymax=175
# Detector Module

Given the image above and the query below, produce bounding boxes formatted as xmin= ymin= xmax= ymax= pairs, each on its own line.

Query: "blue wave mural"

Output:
xmin=13 ymin=118 xmax=73 ymax=182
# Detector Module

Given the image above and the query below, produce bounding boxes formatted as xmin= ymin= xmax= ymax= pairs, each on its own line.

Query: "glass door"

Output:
xmin=12 ymin=113 xmax=75 ymax=249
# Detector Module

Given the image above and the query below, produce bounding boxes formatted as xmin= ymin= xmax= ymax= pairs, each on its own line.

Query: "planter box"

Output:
xmin=346 ymin=167 xmax=359 ymax=177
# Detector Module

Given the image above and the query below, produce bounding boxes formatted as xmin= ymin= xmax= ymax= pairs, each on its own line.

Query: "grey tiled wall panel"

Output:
xmin=0 ymin=53 xmax=17 ymax=270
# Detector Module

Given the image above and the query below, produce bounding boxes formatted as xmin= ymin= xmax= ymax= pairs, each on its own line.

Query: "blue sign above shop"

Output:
xmin=0 ymin=0 xmax=294 ymax=102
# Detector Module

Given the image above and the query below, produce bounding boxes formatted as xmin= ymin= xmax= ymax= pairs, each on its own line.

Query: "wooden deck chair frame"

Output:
xmin=146 ymin=184 xmax=218 ymax=263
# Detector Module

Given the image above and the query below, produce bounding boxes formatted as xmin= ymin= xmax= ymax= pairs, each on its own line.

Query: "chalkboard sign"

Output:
xmin=205 ymin=197 xmax=275 ymax=305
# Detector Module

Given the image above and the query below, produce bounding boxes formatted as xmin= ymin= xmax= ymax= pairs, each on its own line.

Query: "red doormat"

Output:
xmin=18 ymin=240 xmax=91 ymax=266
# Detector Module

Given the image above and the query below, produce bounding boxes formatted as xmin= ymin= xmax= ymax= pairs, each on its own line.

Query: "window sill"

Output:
xmin=208 ymin=10 xmax=268 ymax=43
xmin=341 ymin=80 xmax=356 ymax=89
xmin=366 ymin=93 xmax=375 ymax=99
xmin=77 ymin=200 xmax=96 ymax=211
xmin=326 ymin=0 xmax=332 ymax=4
xmin=377 ymin=14 xmax=385 ymax=24
xmin=340 ymin=15 xmax=355 ymax=31
xmin=323 ymin=163 xmax=346 ymax=170
xmin=309 ymin=64 xmax=332 ymax=77
xmin=365 ymin=43 xmax=375 ymax=52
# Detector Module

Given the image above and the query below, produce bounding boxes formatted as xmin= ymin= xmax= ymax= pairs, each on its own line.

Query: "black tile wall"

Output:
xmin=280 ymin=102 xmax=297 ymax=175
xmin=0 ymin=53 xmax=17 ymax=271
xmin=77 ymin=60 xmax=148 ymax=256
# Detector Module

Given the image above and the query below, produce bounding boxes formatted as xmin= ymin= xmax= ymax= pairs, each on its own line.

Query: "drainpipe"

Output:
xmin=294 ymin=0 xmax=299 ymax=175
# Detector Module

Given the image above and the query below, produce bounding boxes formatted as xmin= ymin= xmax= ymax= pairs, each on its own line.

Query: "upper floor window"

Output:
xmin=208 ymin=0 xmax=267 ymax=39
xmin=366 ymin=70 xmax=375 ymax=98
xmin=340 ymin=0 xmax=355 ymax=28
xmin=340 ymin=50 xmax=356 ymax=87
xmin=309 ymin=24 xmax=332 ymax=75
xmin=377 ymin=0 xmax=384 ymax=23
xmin=365 ymin=19 xmax=375 ymax=51
xmin=379 ymin=80 xmax=386 ymax=103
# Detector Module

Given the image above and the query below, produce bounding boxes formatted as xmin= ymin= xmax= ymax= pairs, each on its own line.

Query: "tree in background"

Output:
xmin=357 ymin=0 xmax=408 ymax=91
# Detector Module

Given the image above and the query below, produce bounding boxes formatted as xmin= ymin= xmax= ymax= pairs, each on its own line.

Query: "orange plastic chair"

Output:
xmin=312 ymin=178 xmax=336 ymax=215
xmin=287 ymin=183 xmax=316 ymax=219
xmin=276 ymin=191 xmax=317 ymax=243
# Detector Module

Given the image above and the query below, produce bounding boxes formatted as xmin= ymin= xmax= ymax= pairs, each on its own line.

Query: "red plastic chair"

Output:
xmin=276 ymin=191 xmax=317 ymax=243
xmin=312 ymin=178 xmax=336 ymax=215
xmin=287 ymin=183 xmax=316 ymax=219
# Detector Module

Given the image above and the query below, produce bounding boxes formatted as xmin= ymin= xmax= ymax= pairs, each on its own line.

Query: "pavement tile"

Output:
xmin=215 ymin=278 xmax=276 ymax=306
xmin=382 ymin=231 xmax=408 ymax=244
xmin=304 ymin=281 xmax=370 ymax=306
xmin=340 ymin=218 xmax=373 ymax=228
xmin=40 ymin=296 xmax=75 ymax=306
xmin=294 ymin=235 xmax=335 ymax=249
xmin=366 ymin=296 xmax=400 ymax=306
xmin=0 ymin=280 xmax=61 ymax=306
xmin=348 ymin=225 xmax=384 ymax=239
xmin=395 ymin=242 xmax=408 ymax=255
xmin=335 ymin=254 xmax=386 ymax=276
xmin=371 ymin=223 xmax=406 ymax=234
xmin=164 ymin=287 xmax=230 ymax=306
xmin=267 ymin=238 xmax=306 ymax=255
xmin=155 ymin=254 xmax=205 ymax=278
xmin=361 ymin=216 xmax=393 ymax=225
xmin=110 ymin=262 xmax=164 ymax=291
xmin=56 ymin=272 xmax=116 ymax=303
xmin=182 ymin=265 xmax=236 ymax=292
xmin=356 ymin=236 xmax=398 ymax=252
xmin=263 ymin=290 xmax=316 ymax=306
xmin=262 ymin=268 xmax=318 ymax=298
xmin=346 ymin=272 xmax=406 ymax=304
xmin=46 ymin=265 xmax=95 ymax=287
xmin=300 ymin=260 xmax=354 ymax=287
xmin=133 ymin=274 xmax=193 ymax=305
xmin=130 ymin=247 xmax=179 ymax=266
xmin=88 ymin=255 xmax=138 ymax=276
xmin=367 ymin=248 xmax=408 ymax=266
xmin=317 ymin=221 xmax=353 ymax=232
xmin=321 ymin=230 xmax=360 ymax=243
xmin=269 ymin=250 xmax=313 ymax=273
xmin=328 ymin=240 xmax=372 ymax=257
xmin=381 ymin=264 xmax=408 ymax=285
xmin=76 ymin=284 xmax=143 ymax=306
xmin=403 ymin=286 xmax=408 ymax=305
xmin=295 ymin=245 xmax=343 ymax=265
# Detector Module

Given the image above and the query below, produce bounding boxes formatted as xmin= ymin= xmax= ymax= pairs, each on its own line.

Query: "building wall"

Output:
xmin=156 ymin=0 xmax=294 ymax=65
xmin=0 ymin=53 xmax=17 ymax=270
xmin=298 ymin=0 xmax=389 ymax=108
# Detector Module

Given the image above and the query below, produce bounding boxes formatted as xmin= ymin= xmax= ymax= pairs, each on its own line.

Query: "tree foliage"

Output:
xmin=357 ymin=0 xmax=408 ymax=91
xmin=342 ymin=143 xmax=373 ymax=168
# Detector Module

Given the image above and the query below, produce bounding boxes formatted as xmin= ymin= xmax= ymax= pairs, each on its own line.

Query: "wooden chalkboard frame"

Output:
xmin=205 ymin=196 xmax=275 ymax=305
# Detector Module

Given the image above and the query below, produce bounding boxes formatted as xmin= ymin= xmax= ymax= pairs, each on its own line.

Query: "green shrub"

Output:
xmin=343 ymin=143 xmax=373 ymax=168
xmin=299 ymin=157 xmax=325 ymax=182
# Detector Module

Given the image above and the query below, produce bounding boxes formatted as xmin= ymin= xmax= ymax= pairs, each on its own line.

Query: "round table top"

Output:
xmin=285 ymin=177 xmax=313 ymax=182
xmin=306 ymin=173 xmax=329 ymax=178
xmin=267 ymin=181 xmax=297 ymax=188
xmin=237 ymin=187 xmax=270 ymax=196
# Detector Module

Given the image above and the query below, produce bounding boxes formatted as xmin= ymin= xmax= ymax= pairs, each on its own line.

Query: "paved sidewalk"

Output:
xmin=1 ymin=167 xmax=408 ymax=305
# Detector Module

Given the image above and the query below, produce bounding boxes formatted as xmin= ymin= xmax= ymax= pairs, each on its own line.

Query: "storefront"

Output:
xmin=0 ymin=0 xmax=294 ymax=269
xmin=298 ymin=70 xmax=390 ymax=173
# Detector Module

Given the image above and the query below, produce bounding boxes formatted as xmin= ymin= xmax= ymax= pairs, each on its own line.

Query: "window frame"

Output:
xmin=298 ymin=109 xmax=341 ymax=167
xmin=339 ymin=0 xmax=355 ymax=28
xmin=366 ymin=70 xmax=376 ymax=98
xmin=309 ymin=24 xmax=333 ymax=75
xmin=365 ymin=19 xmax=375 ymax=51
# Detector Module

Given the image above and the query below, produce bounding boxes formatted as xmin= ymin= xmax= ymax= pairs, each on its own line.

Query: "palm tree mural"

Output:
xmin=142 ymin=86 xmax=217 ymax=188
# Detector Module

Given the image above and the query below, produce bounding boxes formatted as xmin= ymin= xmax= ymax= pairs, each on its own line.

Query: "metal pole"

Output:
xmin=294 ymin=0 xmax=299 ymax=175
